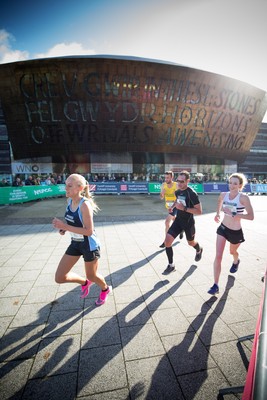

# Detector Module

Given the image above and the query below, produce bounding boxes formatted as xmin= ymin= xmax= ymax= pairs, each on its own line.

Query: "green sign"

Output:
xmin=148 ymin=182 xmax=162 ymax=193
xmin=188 ymin=183 xmax=204 ymax=194
xmin=0 ymin=185 xmax=66 ymax=205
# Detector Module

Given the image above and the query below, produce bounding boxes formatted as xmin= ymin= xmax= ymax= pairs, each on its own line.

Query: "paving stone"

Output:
xmin=24 ymin=285 xmax=58 ymax=304
xmin=0 ymin=360 xmax=33 ymax=399
xmin=78 ymin=345 xmax=127 ymax=396
xmin=22 ymin=373 xmax=77 ymax=400
xmin=9 ymin=302 xmax=52 ymax=327
xmin=0 ymin=324 xmax=45 ymax=362
xmin=120 ymin=323 xmax=165 ymax=361
xmin=29 ymin=335 xmax=80 ymax=378
xmin=116 ymin=301 xmax=152 ymax=327
xmin=0 ymin=316 xmax=12 ymax=339
xmin=81 ymin=316 xmax=121 ymax=348
xmin=0 ymin=296 xmax=25 ymax=317
xmin=44 ymin=309 xmax=84 ymax=338
xmin=178 ymin=368 xmax=231 ymax=400
xmin=151 ymin=307 xmax=190 ymax=335
xmin=126 ymin=355 xmax=184 ymax=400
xmin=0 ymin=281 xmax=34 ymax=298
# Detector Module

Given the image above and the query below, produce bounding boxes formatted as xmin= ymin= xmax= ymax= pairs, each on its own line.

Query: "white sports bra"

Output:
xmin=222 ymin=192 xmax=245 ymax=216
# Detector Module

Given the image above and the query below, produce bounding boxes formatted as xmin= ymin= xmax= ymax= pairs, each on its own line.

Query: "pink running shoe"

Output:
xmin=81 ymin=279 xmax=92 ymax=298
xmin=95 ymin=286 xmax=112 ymax=306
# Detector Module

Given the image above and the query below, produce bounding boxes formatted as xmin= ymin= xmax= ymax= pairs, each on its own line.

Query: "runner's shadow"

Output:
xmin=110 ymin=250 xmax=163 ymax=287
xmin=145 ymin=275 xmax=236 ymax=399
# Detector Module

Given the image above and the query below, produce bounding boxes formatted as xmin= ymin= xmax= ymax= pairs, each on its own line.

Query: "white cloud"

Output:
xmin=34 ymin=42 xmax=96 ymax=59
xmin=0 ymin=29 xmax=29 ymax=64
xmin=0 ymin=30 xmax=95 ymax=64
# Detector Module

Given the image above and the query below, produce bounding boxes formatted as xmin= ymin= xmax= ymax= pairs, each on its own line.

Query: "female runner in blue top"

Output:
xmin=52 ymin=173 xmax=111 ymax=306
xmin=208 ymin=173 xmax=254 ymax=295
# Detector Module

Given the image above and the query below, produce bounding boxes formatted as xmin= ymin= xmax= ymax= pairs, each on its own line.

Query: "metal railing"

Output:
xmin=218 ymin=269 xmax=267 ymax=400
xmin=251 ymin=271 xmax=267 ymax=400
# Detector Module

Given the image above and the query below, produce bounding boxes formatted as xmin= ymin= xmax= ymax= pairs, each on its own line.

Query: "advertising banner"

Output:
xmin=250 ymin=183 xmax=267 ymax=193
xmin=148 ymin=182 xmax=162 ymax=194
xmin=120 ymin=183 xmax=148 ymax=193
xmin=0 ymin=182 xmax=260 ymax=205
xmin=0 ymin=185 xmax=66 ymax=205
xmin=11 ymin=157 xmax=53 ymax=175
xmin=89 ymin=183 xmax=119 ymax=193
xmin=203 ymin=183 xmax=228 ymax=193
xmin=203 ymin=183 xmax=251 ymax=193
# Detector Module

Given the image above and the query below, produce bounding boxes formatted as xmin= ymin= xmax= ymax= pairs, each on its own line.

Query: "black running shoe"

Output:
xmin=162 ymin=264 xmax=176 ymax=274
xmin=159 ymin=242 xmax=165 ymax=248
xmin=195 ymin=247 xmax=203 ymax=262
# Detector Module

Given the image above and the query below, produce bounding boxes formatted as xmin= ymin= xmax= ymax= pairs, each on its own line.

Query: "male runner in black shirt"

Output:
xmin=162 ymin=170 xmax=203 ymax=274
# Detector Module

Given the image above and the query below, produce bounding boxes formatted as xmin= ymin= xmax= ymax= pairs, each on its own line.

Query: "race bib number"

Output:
xmin=70 ymin=232 xmax=84 ymax=240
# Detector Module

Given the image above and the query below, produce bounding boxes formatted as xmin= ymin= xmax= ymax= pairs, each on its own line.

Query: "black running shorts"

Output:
xmin=216 ymin=224 xmax=245 ymax=244
xmin=168 ymin=218 xmax=195 ymax=242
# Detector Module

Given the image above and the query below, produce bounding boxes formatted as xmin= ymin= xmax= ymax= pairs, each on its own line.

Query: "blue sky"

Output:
xmin=1 ymin=0 xmax=267 ymax=120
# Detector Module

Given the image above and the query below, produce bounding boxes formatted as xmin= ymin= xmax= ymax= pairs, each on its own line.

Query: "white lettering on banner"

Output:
xmin=9 ymin=189 xmax=28 ymax=200
xmin=189 ymin=184 xmax=198 ymax=190
xmin=251 ymin=184 xmax=267 ymax=193
xmin=57 ymin=185 xmax=66 ymax=193
xmin=34 ymin=188 xmax=52 ymax=195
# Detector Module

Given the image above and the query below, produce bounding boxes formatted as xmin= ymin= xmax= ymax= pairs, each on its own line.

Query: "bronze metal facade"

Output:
xmin=0 ymin=56 xmax=266 ymax=162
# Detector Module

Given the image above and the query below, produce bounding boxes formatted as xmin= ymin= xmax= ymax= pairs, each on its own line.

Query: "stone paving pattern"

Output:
xmin=0 ymin=194 xmax=266 ymax=399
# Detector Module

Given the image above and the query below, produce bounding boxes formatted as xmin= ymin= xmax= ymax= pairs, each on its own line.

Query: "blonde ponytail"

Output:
xmin=83 ymin=182 xmax=100 ymax=214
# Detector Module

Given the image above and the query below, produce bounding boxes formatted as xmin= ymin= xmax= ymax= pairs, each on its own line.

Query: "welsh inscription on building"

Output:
xmin=0 ymin=57 xmax=266 ymax=160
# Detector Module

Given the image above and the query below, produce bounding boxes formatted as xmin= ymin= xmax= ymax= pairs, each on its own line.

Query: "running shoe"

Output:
xmin=208 ymin=283 xmax=219 ymax=295
xmin=230 ymin=259 xmax=240 ymax=273
xmin=195 ymin=247 xmax=203 ymax=262
xmin=95 ymin=286 xmax=112 ymax=306
xmin=159 ymin=242 xmax=165 ymax=248
xmin=179 ymin=232 xmax=184 ymax=240
xmin=81 ymin=279 xmax=92 ymax=298
xmin=162 ymin=264 xmax=176 ymax=274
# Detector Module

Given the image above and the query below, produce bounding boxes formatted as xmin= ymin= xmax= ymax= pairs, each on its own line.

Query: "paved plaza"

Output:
xmin=0 ymin=194 xmax=266 ymax=399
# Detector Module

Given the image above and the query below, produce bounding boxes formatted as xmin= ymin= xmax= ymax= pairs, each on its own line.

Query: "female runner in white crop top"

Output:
xmin=208 ymin=173 xmax=254 ymax=295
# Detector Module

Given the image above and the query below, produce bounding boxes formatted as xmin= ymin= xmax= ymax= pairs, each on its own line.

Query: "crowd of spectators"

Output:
xmin=0 ymin=174 xmax=64 ymax=187
xmin=0 ymin=173 xmax=267 ymax=188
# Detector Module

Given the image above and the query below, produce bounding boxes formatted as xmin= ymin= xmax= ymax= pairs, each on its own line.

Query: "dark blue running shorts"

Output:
xmin=65 ymin=240 xmax=100 ymax=262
